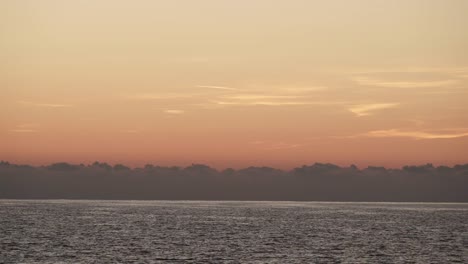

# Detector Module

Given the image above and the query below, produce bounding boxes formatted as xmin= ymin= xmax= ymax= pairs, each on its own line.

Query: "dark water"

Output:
xmin=0 ymin=200 xmax=467 ymax=263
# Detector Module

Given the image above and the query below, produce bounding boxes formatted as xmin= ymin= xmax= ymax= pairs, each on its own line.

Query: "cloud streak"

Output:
xmin=364 ymin=129 xmax=468 ymax=139
xmin=164 ymin=109 xmax=185 ymax=114
xmin=18 ymin=101 xmax=73 ymax=108
xmin=214 ymin=101 xmax=310 ymax=106
xmin=213 ymin=94 xmax=326 ymax=107
xmin=223 ymin=95 xmax=301 ymax=100
xmin=9 ymin=123 xmax=40 ymax=133
xmin=354 ymin=77 xmax=458 ymax=88
xmin=128 ymin=93 xmax=195 ymax=100
xmin=195 ymin=85 xmax=238 ymax=91
xmin=280 ymin=86 xmax=328 ymax=93
xmin=349 ymin=103 xmax=399 ymax=117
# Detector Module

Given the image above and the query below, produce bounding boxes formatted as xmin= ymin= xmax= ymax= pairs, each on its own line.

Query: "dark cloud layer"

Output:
xmin=0 ymin=161 xmax=467 ymax=202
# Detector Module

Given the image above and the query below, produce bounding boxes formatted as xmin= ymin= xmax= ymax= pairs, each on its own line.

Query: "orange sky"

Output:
xmin=1 ymin=0 xmax=468 ymax=169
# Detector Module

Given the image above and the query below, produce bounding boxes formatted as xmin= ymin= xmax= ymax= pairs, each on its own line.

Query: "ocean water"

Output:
xmin=0 ymin=200 xmax=467 ymax=263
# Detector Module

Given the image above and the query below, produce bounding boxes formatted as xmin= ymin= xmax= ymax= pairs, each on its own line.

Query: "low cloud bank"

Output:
xmin=1 ymin=161 xmax=467 ymax=202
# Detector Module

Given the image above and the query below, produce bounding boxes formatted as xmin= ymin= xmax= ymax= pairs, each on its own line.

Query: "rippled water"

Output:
xmin=1 ymin=200 xmax=467 ymax=263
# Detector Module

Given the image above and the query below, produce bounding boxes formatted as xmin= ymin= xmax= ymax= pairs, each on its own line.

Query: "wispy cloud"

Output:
xmin=421 ymin=87 xmax=468 ymax=95
xmin=348 ymin=103 xmax=399 ymax=117
xmin=127 ymin=93 xmax=195 ymax=100
xmin=354 ymin=77 xmax=458 ymax=88
xmin=195 ymin=85 xmax=238 ymax=91
xmin=9 ymin=123 xmax=40 ymax=133
xmin=364 ymin=129 xmax=468 ymax=139
xmin=223 ymin=95 xmax=301 ymax=100
xmin=126 ymin=84 xmax=330 ymax=110
xmin=213 ymin=94 xmax=312 ymax=106
xmin=350 ymin=67 xmax=468 ymax=75
xmin=18 ymin=101 xmax=73 ymax=108
xmin=280 ymin=86 xmax=328 ymax=93
xmin=213 ymin=98 xmax=347 ymax=107
xmin=163 ymin=109 xmax=185 ymax=114
xmin=215 ymin=101 xmax=310 ymax=106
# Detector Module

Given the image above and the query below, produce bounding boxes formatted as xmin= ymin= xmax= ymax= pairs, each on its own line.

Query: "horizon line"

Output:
xmin=2 ymin=160 xmax=467 ymax=172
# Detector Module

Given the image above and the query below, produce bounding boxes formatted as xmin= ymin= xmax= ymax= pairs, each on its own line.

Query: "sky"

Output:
xmin=1 ymin=0 xmax=468 ymax=169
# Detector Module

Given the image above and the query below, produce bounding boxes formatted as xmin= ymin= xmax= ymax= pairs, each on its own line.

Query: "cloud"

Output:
xmin=364 ymin=129 xmax=468 ymax=139
xmin=421 ymin=87 xmax=468 ymax=95
xmin=212 ymin=98 xmax=347 ymax=107
xmin=223 ymin=95 xmax=301 ymax=100
xmin=195 ymin=85 xmax=238 ymax=91
xmin=350 ymin=67 xmax=468 ymax=75
xmin=213 ymin=94 xmax=313 ymax=106
xmin=280 ymin=86 xmax=328 ymax=93
xmin=348 ymin=103 xmax=399 ymax=117
xmin=9 ymin=123 xmax=40 ymax=133
xmin=18 ymin=101 xmax=73 ymax=108
xmin=214 ymin=101 xmax=310 ymax=106
xmin=354 ymin=77 xmax=458 ymax=88
xmin=164 ymin=109 xmax=185 ymax=114
xmin=128 ymin=94 xmax=195 ymax=100
xmin=127 ymin=85 xmax=331 ymax=110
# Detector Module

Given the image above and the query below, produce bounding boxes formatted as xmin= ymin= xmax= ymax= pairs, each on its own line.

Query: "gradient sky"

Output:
xmin=2 ymin=0 xmax=468 ymax=169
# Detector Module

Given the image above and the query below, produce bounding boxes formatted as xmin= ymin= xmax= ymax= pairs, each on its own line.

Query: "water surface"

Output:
xmin=1 ymin=200 xmax=467 ymax=263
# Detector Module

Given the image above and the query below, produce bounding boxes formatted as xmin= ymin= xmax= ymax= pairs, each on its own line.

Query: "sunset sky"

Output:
xmin=1 ymin=0 xmax=468 ymax=169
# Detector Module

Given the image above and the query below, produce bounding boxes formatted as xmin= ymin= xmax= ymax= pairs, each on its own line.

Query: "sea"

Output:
xmin=0 ymin=200 xmax=467 ymax=263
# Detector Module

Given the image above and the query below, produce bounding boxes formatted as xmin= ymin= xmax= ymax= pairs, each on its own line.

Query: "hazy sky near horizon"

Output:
xmin=1 ymin=0 xmax=468 ymax=169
